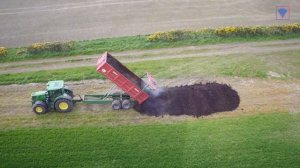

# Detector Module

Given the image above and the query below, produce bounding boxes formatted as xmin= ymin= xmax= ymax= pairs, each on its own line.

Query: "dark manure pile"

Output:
xmin=134 ymin=82 xmax=240 ymax=117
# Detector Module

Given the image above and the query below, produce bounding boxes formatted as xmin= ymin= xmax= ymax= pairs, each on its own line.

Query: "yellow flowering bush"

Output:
xmin=285 ymin=23 xmax=300 ymax=32
xmin=27 ymin=43 xmax=46 ymax=54
xmin=147 ymin=24 xmax=300 ymax=42
xmin=214 ymin=26 xmax=264 ymax=36
xmin=147 ymin=30 xmax=185 ymax=42
xmin=147 ymin=29 xmax=210 ymax=42
xmin=215 ymin=26 xmax=238 ymax=36
xmin=0 ymin=47 xmax=8 ymax=57
xmin=147 ymin=31 xmax=165 ymax=42
xmin=268 ymin=23 xmax=300 ymax=34
xmin=27 ymin=41 xmax=75 ymax=54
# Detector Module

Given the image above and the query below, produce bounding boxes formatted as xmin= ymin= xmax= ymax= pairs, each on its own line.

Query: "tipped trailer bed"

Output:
xmin=96 ymin=52 xmax=149 ymax=104
xmin=79 ymin=52 xmax=152 ymax=110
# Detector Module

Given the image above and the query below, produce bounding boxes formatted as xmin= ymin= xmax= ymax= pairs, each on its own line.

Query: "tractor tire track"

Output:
xmin=0 ymin=77 xmax=298 ymax=118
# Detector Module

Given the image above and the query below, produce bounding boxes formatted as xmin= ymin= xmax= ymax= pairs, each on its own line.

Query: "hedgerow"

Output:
xmin=147 ymin=23 xmax=300 ymax=42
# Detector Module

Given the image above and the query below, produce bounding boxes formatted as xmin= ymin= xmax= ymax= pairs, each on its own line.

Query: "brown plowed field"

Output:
xmin=1 ymin=0 xmax=300 ymax=47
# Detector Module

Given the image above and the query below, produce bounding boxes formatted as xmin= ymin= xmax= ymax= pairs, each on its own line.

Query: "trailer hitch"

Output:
xmin=73 ymin=94 xmax=83 ymax=103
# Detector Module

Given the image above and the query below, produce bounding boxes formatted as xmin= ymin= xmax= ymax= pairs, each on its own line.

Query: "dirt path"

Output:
xmin=1 ymin=39 xmax=300 ymax=74
xmin=0 ymin=77 xmax=299 ymax=117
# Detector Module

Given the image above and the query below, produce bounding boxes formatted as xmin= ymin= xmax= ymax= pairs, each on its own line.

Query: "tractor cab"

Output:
xmin=31 ymin=80 xmax=74 ymax=114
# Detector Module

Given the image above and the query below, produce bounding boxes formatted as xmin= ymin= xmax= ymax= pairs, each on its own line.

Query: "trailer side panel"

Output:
xmin=97 ymin=52 xmax=149 ymax=104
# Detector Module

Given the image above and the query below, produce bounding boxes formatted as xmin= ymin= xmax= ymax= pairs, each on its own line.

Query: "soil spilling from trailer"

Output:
xmin=133 ymin=83 xmax=240 ymax=117
xmin=105 ymin=53 xmax=239 ymax=116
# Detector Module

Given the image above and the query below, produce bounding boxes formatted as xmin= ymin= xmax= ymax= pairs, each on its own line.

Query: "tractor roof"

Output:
xmin=47 ymin=80 xmax=64 ymax=90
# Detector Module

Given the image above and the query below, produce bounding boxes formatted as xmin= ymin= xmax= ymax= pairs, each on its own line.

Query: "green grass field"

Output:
xmin=1 ymin=49 xmax=299 ymax=85
xmin=1 ymin=25 xmax=300 ymax=168
xmin=0 ymin=112 xmax=299 ymax=167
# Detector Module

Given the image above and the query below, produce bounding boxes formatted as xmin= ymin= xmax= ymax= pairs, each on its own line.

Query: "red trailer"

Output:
xmin=96 ymin=52 xmax=149 ymax=104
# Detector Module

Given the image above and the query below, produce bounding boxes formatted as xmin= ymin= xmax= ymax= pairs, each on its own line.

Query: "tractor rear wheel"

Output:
xmin=112 ymin=100 xmax=122 ymax=110
xmin=55 ymin=99 xmax=73 ymax=112
xmin=33 ymin=101 xmax=47 ymax=114
xmin=122 ymin=99 xmax=131 ymax=110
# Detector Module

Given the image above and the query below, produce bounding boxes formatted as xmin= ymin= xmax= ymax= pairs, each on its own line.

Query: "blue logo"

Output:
xmin=278 ymin=8 xmax=287 ymax=18
xmin=276 ymin=6 xmax=290 ymax=20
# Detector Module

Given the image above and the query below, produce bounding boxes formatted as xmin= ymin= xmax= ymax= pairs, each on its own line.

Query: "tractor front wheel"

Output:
xmin=55 ymin=99 xmax=73 ymax=113
xmin=33 ymin=101 xmax=48 ymax=114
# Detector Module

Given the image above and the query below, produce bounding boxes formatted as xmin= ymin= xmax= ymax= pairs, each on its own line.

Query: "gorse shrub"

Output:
xmin=147 ymin=23 xmax=300 ymax=42
xmin=0 ymin=47 xmax=8 ymax=57
xmin=147 ymin=29 xmax=213 ymax=42
xmin=214 ymin=26 xmax=265 ymax=37
xmin=27 ymin=43 xmax=46 ymax=54
xmin=27 ymin=41 xmax=75 ymax=54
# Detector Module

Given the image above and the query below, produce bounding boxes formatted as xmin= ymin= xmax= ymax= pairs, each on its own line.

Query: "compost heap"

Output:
xmin=106 ymin=52 xmax=240 ymax=116
xmin=134 ymin=83 xmax=240 ymax=117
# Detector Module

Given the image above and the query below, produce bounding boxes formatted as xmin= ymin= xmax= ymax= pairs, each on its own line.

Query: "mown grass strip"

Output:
xmin=1 ymin=24 xmax=300 ymax=62
xmin=0 ymin=112 xmax=299 ymax=167
xmin=2 ymin=50 xmax=300 ymax=85
xmin=0 ymin=54 xmax=271 ymax=85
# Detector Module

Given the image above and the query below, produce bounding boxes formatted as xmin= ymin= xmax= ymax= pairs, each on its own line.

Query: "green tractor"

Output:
xmin=31 ymin=80 xmax=74 ymax=114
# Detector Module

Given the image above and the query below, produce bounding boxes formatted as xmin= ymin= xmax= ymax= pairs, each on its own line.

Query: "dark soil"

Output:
xmin=134 ymin=83 xmax=240 ymax=117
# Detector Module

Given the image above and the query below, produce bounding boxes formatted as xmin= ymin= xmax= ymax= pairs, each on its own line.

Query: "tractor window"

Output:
xmin=48 ymin=89 xmax=63 ymax=101
xmin=64 ymin=89 xmax=73 ymax=97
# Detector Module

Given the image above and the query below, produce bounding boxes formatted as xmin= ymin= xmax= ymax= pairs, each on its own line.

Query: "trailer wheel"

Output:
xmin=33 ymin=101 xmax=47 ymax=114
xmin=112 ymin=100 xmax=122 ymax=110
xmin=122 ymin=99 xmax=131 ymax=110
xmin=55 ymin=99 xmax=73 ymax=112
